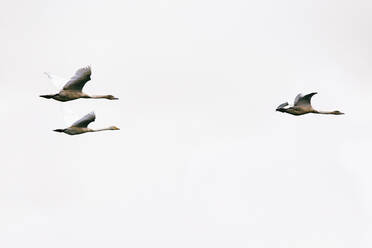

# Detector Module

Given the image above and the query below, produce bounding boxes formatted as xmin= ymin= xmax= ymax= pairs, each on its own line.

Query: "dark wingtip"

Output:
xmin=106 ymin=95 xmax=118 ymax=100
xmin=40 ymin=94 xmax=53 ymax=99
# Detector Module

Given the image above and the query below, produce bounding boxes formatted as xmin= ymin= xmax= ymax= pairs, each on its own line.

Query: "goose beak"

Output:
xmin=53 ymin=129 xmax=64 ymax=132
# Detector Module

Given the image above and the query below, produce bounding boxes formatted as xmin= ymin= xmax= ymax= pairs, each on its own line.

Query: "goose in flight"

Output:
xmin=54 ymin=112 xmax=120 ymax=135
xmin=40 ymin=66 xmax=118 ymax=102
xmin=276 ymin=92 xmax=344 ymax=116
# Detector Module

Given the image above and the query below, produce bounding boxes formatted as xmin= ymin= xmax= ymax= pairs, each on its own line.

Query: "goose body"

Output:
xmin=54 ymin=112 xmax=120 ymax=135
xmin=276 ymin=92 xmax=344 ymax=116
xmin=40 ymin=66 xmax=118 ymax=102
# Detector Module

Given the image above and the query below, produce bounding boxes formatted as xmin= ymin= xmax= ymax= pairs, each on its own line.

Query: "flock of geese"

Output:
xmin=40 ymin=66 xmax=344 ymax=135
xmin=40 ymin=66 xmax=120 ymax=135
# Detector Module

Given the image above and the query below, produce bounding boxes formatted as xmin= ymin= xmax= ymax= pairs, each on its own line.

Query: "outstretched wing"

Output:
xmin=63 ymin=66 xmax=92 ymax=91
xmin=61 ymin=104 xmax=80 ymax=127
xmin=44 ymin=72 xmax=68 ymax=90
xmin=71 ymin=112 xmax=96 ymax=128
xmin=293 ymin=92 xmax=317 ymax=107
xmin=277 ymin=102 xmax=289 ymax=109
xmin=294 ymin=93 xmax=303 ymax=106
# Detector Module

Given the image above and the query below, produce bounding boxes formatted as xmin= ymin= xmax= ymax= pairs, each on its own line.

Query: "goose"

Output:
xmin=54 ymin=112 xmax=120 ymax=135
xmin=40 ymin=66 xmax=118 ymax=102
xmin=276 ymin=92 xmax=344 ymax=116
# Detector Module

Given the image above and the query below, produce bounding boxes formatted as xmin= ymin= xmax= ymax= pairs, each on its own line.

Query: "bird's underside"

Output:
xmin=54 ymin=127 xmax=93 ymax=135
xmin=41 ymin=91 xmax=89 ymax=102
xmin=277 ymin=106 xmax=315 ymax=115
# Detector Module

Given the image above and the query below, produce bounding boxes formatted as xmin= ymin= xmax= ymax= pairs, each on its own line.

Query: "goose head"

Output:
xmin=332 ymin=110 xmax=344 ymax=115
xmin=109 ymin=126 xmax=120 ymax=130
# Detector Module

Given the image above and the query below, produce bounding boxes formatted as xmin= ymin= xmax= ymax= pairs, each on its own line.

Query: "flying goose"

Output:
xmin=54 ymin=112 xmax=119 ymax=135
xmin=276 ymin=92 xmax=344 ymax=116
xmin=40 ymin=66 xmax=118 ymax=102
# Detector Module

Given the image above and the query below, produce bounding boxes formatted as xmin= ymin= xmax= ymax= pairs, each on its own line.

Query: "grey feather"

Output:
xmin=63 ymin=66 xmax=92 ymax=92
xmin=71 ymin=112 xmax=96 ymax=128
xmin=277 ymin=102 xmax=289 ymax=109
xmin=293 ymin=92 xmax=317 ymax=107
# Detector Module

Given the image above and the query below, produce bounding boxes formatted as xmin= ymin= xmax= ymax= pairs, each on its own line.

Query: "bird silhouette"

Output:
xmin=276 ymin=92 xmax=344 ymax=116
xmin=54 ymin=112 xmax=119 ymax=135
xmin=40 ymin=66 xmax=118 ymax=102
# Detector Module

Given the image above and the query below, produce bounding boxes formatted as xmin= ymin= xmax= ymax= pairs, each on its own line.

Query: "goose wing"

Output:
xmin=277 ymin=102 xmax=289 ymax=109
xmin=294 ymin=92 xmax=317 ymax=107
xmin=44 ymin=72 xmax=68 ymax=90
xmin=71 ymin=112 xmax=96 ymax=128
xmin=61 ymin=104 xmax=80 ymax=127
xmin=294 ymin=93 xmax=303 ymax=106
xmin=63 ymin=66 xmax=92 ymax=91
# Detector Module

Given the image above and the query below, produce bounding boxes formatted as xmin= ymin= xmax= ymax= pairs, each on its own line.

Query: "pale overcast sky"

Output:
xmin=1 ymin=0 xmax=372 ymax=247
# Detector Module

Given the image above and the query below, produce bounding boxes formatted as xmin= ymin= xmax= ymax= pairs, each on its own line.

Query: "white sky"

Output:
xmin=1 ymin=0 xmax=372 ymax=247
